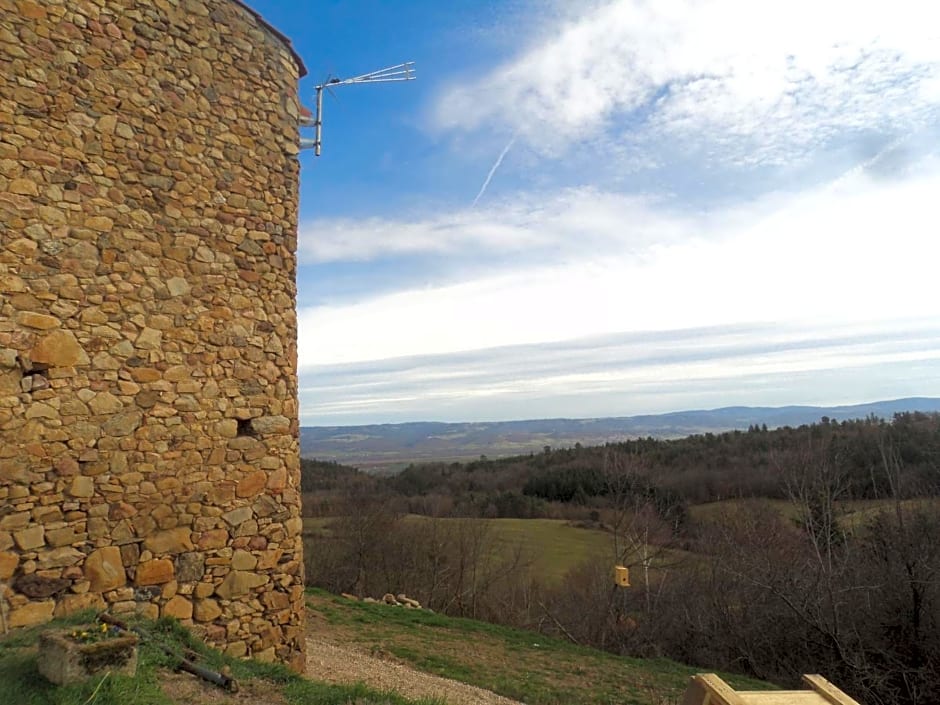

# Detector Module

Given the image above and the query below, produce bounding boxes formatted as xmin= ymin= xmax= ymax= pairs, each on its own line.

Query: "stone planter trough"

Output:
xmin=38 ymin=626 xmax=139 ymax=685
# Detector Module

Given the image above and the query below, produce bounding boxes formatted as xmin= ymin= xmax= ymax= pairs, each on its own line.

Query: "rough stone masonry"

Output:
xmin=0 ymin=0 xmax=307 ymax=670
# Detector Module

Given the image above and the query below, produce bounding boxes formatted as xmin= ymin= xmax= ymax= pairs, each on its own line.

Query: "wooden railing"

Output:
xmin=681 ymin=673 xmax=861 ymax=705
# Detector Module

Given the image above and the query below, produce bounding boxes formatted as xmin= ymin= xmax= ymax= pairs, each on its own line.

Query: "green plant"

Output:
xmin=68 ymin=622 xmax=123 ymax=644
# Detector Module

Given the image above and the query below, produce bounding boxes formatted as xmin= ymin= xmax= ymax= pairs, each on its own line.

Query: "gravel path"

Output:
xmin=305 ymin=637 xmax=525 ymax=705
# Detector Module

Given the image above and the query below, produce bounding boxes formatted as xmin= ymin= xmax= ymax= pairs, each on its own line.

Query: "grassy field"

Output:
xmin=305 ymin=516 xmax=614 ymax=583
xmin=0 ymin=610 xmax=439 ymax=705
xmin=307 ymin=589 xmax=774 ymax=705
xmin=687 ymin=498 xmax=800 ymax=523
xmin=308 ymin=498 xmax=937 ymax=589
xmin=688 ymin=497 xmax=940 ymax=529
xmin=449 ymin=517 xmax=611 ymax=580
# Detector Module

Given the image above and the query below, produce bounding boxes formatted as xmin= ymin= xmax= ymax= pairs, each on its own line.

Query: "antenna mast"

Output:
xmin=300 ymin=62 xmax=416 ymax=156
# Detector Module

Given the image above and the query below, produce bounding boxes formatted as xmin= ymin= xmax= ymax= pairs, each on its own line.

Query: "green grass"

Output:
xmin=307 ymin=588 xmax=774 ymax=705
xmin=436 ymin=517 xmax=611 ymax=580
xmin=836 ymin=498 xmax=940 ymax=529
xmin=688 ymin=497 xmax=940 ymax=532
xmin=0 ymin=610 xmax=172 ymax=705
xmin=0 ymin=610 xmax=440 ymax=705
xmin=687 ymin=498 xmax=801 ymax=524
xmin=306 ymin=515 xmax=615 ymax=583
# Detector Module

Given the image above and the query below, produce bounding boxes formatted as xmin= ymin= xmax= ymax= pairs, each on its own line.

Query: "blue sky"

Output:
xmin=246 ymin=0 xmax=940 ymax=426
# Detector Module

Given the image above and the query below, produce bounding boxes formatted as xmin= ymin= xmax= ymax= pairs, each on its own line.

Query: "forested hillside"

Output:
xmin=300 ymin=398 xmax=940 ymax=469
xmin=301 ymin=412 xmax=940 ymax=705
xmin=302 ymin=411 xmax=939 ymax=513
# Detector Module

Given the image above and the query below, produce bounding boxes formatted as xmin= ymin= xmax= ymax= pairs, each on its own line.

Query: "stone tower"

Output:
xmin=0 ymin=0 xmax=307 ymax=669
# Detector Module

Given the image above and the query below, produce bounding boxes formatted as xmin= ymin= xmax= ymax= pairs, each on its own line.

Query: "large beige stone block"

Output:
xmin=69 ymin=475 xmax=94 ymax=498
xmin=88 ymin=392 xmax=124 ymax=415
xmin=0 ymin=551 xmax=19 ymax=579
xmin=236 ymin=470 xmax=267 ymax=498
xmin=136 ymin=559 xmax=175 ymax=586
xmin=16 ymin=312 xmax=60 ymax=330
xmin=9 ymin=599 xmax=55 ymax=628
xmin=13 ymin=525 xmax=45 ymax=550
xmin=84 ymin=546 xmax=126 ymax=592
xmin=101 ymin=411 xmax=142 ymax=437
xmin=9 ymin=178 xmax=38 ymax=196
xmin=84 ymin=216 xmax=113 ymax=232
xmin=143 ymin=527 xmax=194 ymax=555
xmin=54 ymin=592 xmax=105 ymax=617
xmin=37 ymin=547 xmax=83 ymax=569
xmin=266 ymin=467 xmax=287 ymax=491
xmin=256 ymin=549 xmax=283 ymax=570
xmin=193 ymin=598 xmax=222 ymax=622
xmin=231 ymin=549 xmax=257 ymax=571
xmin=225 ymin=641 xmax=247 ymax=658
xmin=222 ymin=507 xmax=253 ymax=526
xmin=249 ymin=415 xmax=291 ymax=435
xmin=166 ymin=277 xmax=190 ymax=296
xmin=214 ymin=570 xmax=267 ymax=600
xmin=0 ymin=274 xmax=26 ymax=293
xmin=196 ymin=529 xmax=229 ymax=550
xmin=162 ymin=595 xmax=193 ymax=620
xmin=29 ymin=330 xmax=89 ymax=367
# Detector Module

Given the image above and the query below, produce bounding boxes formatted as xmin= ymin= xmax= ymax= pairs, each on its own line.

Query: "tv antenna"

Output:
xmin=300 ymin=62 xmax=416 ymax=156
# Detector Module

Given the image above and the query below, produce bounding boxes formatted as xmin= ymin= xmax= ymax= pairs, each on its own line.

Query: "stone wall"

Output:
xmin=0 ymin=0 xmax=306 ymax=669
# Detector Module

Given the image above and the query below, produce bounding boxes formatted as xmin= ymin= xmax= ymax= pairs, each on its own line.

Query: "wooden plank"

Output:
xmin=682 ymin=672 xmax=861 ymax=705
xmin=738 ymin=692 xmax=826 ymax=705
xmin=802 ymin=674 xmax=862 ymax=705
xmin=686 ymin=674 xmax=747 ymax=705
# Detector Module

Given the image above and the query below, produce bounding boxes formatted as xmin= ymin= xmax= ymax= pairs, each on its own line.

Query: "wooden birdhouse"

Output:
xmin=613 ymin=565 xmax=630 ymax=587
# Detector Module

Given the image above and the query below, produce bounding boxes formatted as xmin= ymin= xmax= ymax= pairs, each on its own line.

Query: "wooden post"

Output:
xmin=682 ymin=674 xmax=746 ymax=705
xmin=802 ymin=675 xmax=862 ymax=705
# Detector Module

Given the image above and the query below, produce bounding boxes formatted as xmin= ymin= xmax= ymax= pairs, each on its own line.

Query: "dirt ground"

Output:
xmin=160 ymin=670 xmax=287 ymax=705
xmin=304 ymin=636 xmax=524 ymax=705
xmin=160 ymin=610 xmax=523 ymax=705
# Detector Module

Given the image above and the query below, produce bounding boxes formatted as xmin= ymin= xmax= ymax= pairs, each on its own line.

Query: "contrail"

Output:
xmin=472 ymin=136 xmax=516 ymax=207
xmin=829 ymin=133 xmax=911 ymax=191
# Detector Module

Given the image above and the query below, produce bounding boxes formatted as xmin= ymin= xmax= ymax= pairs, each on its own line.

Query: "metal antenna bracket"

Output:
xmin=301 ymin=61 xmax=416 ymax=156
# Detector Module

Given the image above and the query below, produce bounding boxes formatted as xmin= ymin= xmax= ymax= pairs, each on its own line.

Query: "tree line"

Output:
xmin=301 ymin=412 xmax=940 ymax=705
xmin=302 ymin=412 xmax=940 ymax=519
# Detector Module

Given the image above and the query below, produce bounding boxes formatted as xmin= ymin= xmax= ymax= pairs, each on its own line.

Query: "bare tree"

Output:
xmin=603 ymin=449 xmax=683 ymax=615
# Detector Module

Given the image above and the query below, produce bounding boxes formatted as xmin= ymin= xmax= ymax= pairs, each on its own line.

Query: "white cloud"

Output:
xmin=433 ymin=0 xmax=940 ymax=164
xmin=299 ymin=320 xmax=940 ymax=424
xmin=298 ymin=158 xmax=940 ymax=368
xmin=297 ymin=188 xmax=695 ymax=264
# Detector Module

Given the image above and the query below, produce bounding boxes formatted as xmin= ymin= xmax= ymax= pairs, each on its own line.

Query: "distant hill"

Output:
xmin=300 ymin=397 xmax=940 ymax=470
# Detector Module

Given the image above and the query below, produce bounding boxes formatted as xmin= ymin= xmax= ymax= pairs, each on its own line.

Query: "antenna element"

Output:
xmin=300 ymin=62 xmax=416 ymax=156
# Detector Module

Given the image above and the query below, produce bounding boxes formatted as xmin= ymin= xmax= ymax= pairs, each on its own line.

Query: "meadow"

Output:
xmin=305 ymin=515 xmax=612 ymax=583
xmin=306 ymin=589 xmax=773 ymax=705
